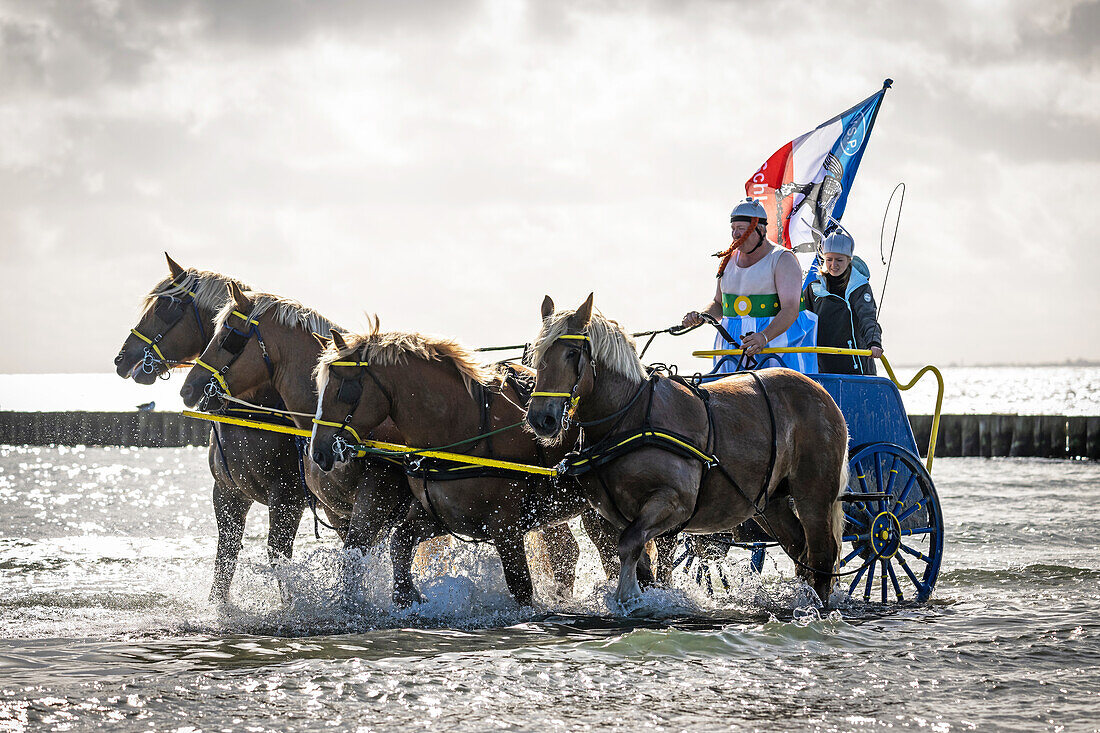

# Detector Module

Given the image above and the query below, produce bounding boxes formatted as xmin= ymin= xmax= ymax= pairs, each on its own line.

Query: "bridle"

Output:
xmin=120 ymin=281 xmax=206 ymax=377
xmin=193 ymin=309 xmax=275 ymax=405
xmin=312 ymin=359 xmax=393 ymax=463
xmin=530 ymin=333 xmax=595 ymax=430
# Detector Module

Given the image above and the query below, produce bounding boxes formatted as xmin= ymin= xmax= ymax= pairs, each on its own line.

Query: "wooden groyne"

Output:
xmin=0 ymin=412 xmax=1097 ymax=459
xmin=909 ymin=414 xmax=1100 ymax=460
xmin=0 ymin=411 xmax=210 ymax=448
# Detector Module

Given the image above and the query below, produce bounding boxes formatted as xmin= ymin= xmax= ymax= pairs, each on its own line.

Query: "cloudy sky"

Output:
xmin=2 ymin=0 xmax=1098 ymax=374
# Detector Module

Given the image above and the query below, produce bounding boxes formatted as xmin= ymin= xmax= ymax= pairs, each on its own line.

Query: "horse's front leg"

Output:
xmin=581 ymin=508 xmax=620 ymax=581
xmin=267 ymin=478 xmax=307 ymax=605
xmin=539 ymin=522 xmax=578 ymax=598
xmin=616 ymin=486 xmax=694 ymax=612
xmin=341 ymin=474 xmax=413 ymax=602
xmin=345 ymin=472 xmax=413 ymax=552
xmin=494 ymin=533 xmax=534 ymax=607
xmin=210 ymin=481 xmax=251 ymax=606
xmin=390 ymin=502 xmax=440 ymax=608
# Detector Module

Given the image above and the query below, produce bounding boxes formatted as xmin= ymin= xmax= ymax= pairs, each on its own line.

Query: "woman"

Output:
xmin=682 ymin=198 xmax=817 ymax=373
xmin=803 ymin=230 xmax=883 ymax=375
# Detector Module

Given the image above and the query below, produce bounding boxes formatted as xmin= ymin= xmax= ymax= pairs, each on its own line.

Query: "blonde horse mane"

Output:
xmin=214 ymin=292 xmax=341 ymax=338
xmin=315 ymin=319 xmax=496 ymax=397
xmin=140 ymin=268 xmax=248 ymax=317
xmin=533 ymin=309 xmax=646 ymax=383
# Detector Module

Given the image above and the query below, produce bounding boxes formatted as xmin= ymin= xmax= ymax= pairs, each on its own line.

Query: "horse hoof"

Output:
xmin=393 ymin=586 xmax=423 ymax=609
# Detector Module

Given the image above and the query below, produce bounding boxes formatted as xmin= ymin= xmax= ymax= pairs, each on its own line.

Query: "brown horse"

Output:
xmin=310 ymin=325 xmax=619 ymax=607
xmin=526 ymin=294 xmax=849 ymax=609
xmin=115 ymin=254 xmax=326 ymax=604
xmin=178 ymin=283 xmax=416 ymax=580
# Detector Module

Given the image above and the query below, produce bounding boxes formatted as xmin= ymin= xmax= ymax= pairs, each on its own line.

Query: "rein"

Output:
xmin=312 ymin=359 xmax=546 ymax=477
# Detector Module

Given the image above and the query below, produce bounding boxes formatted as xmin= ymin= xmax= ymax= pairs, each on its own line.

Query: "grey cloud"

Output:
xmin=1 ymin=0 xmax=482 ymax=99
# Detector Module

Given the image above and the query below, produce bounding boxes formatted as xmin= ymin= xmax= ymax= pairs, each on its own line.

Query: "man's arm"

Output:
xmin=682 ymin=281 xmax=724 ymax=327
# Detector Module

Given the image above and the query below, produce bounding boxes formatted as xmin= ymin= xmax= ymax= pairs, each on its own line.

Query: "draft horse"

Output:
xmin=526 ymin=294 xmax=849 ymax=609
xmin=115 ymin=254 xmax=330 ymax=604
xmin=310 ymin=325 xmax=619 ymax=607
xmin=177 ymin=283 xmax=415 ymax=572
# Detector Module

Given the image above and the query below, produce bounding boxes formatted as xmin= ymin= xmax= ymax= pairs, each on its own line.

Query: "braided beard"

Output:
xmin=714 ymin=217 xmax=761 ymax=278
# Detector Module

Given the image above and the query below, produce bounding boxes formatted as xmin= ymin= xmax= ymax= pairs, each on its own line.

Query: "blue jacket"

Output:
xmin=803 ymin=257 xmax=882 ymax=375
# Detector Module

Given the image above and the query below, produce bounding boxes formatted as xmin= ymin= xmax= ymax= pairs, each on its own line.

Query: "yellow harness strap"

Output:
xmin=230 ymin=310 xmax=258 ymax=325
xmin=181 ymin=411 xmax=557 ymax=477
xmin=194 ymin=358 xmax=231 ymax=395
xmin=311 ymin=417 xmax=365 ymax=445
xmin=130 ymin=329 xmax=167 ymax=363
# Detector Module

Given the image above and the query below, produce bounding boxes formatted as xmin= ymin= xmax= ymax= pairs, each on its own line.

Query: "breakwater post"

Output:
xmin=0 ymin=412 xmax=1098 ymax=460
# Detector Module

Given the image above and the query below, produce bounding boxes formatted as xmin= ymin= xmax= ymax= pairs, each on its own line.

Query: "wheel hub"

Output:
xmin=869 ymin=511 xmax=901 ymax=559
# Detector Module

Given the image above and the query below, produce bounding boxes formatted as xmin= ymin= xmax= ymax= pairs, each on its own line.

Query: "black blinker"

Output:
xmin=220 ymin=329 xmax=249 ymax=355
xmin=154 ymin=299 xmax=185 ymax=326
xmin=336 ymin=378 xmax=363 ymax=405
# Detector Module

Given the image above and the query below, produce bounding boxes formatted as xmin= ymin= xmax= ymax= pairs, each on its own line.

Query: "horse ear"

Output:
xmin=165 ymin=252 xmax=185 ymax=279
xmin=330 ymin=329 xmax=348 ymax=351
xmin=540 ymin=295 xmax=555 ymax=321
xmin=312 ymin=332 xmax=331 ymax=349
xmin=227 ymin=281 xmax=251 ymax=313
xmin=571 ymin=292 xmax=594 ymax=330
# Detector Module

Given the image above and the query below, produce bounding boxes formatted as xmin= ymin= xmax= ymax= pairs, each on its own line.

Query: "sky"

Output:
xmin=2 ymin=0 xmax=1098 ymax=374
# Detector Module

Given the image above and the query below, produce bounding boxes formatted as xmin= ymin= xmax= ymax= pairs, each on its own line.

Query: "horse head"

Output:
xmin=526 ymin=293 xmax=597 ymax=440
xmin=116 ymin=253 xmax=212 ymax=385
xmin=310 ymin=328 xmax=393 ymax=472
xmin=179 ymin=282 xmax=269 ymax=412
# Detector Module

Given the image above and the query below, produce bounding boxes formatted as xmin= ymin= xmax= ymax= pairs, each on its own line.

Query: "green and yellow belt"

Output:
xmin=721 ymin=293 xmax=807 ymax=318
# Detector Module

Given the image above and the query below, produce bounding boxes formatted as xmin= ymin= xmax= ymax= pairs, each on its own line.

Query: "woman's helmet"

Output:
xmin=730 ymin=197 xmax=767 ymax=224
xmin=822 ymin=230 xmax=855 ymax=257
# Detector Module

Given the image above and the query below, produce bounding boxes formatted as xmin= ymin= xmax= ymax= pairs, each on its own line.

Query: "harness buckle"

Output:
xmin=203 ymin=379 xmax=223 ymax=398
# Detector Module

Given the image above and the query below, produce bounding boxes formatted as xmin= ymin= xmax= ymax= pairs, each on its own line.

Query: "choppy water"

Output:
xmin=2 ymin=446 xmax=1099 ymax=731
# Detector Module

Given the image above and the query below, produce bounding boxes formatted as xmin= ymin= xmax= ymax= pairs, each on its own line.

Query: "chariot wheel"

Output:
xmin=840 ymin=442 xmax=944 ymax=603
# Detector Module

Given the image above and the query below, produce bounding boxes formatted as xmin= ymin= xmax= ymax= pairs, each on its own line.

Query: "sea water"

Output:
xmin=2 ymin=445 xmax=1099 ymax=731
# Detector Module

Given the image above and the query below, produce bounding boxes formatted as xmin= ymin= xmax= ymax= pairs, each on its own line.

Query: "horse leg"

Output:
xmin=616 ymin=488 xmax=693 ymax=611
xmin=539 ymin=522 xmax=579 ymax=598
xmin=342 ymin=479 xmax=413 ymax=601
xmin=495 ymin=533 xmax=534 ymax=607
xmin=791 ymin=495 xmax=843 ymax=606
xmin=390 ymin=503 xmax=440 ymax=608
xmin=266 ymin=479 xmax=307 ymax=605
xmin=653 ymin=535 xmax=678 ymax=584
xmin=790 ymin=462 xmax=846 ymax=607
xmin=758 ymin=498 xmax=808 ymax=580
xmin=210 ymin=481 xmax=250 ymax=605
xmin=580 ymin=508 xmax=619 ymax=581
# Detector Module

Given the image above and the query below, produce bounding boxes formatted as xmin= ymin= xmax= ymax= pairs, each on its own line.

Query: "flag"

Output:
xmin=745 ymin=79 xmax=891 ymax=253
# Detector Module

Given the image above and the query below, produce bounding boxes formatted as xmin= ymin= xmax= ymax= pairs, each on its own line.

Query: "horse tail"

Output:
xmin=832 ymin=428 xmax=850 ymax=565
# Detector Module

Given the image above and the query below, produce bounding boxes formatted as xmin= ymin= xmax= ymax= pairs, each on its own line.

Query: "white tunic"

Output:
xmin=713 ymin=245 xmax=818 ymax=374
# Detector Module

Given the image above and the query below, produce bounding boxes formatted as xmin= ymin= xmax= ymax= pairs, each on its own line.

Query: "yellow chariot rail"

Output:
xmin=181 ymin=410 xmax=558 ymax=476
xmin=691 ymin=347 xmax=944 ymax=472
